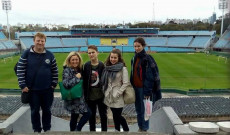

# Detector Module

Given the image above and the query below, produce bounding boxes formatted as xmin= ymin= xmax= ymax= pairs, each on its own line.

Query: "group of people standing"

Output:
xmin=16 ymin=32 xmax=161 ymax=133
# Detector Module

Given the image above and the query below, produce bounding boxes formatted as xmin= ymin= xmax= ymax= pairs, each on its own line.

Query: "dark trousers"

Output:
xmin=70 ymin=107 xmax=92 ymax=131
xmin=110 ymin=108 xmax=129 ymax=132
xmin=29 ymin=89 xmax=54 ymax=132
xmin=87 ymin=98 xmax=107 ymax=131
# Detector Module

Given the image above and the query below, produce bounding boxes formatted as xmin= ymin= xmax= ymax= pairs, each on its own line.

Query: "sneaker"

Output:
xmin=44 ymin=130 xmax=50 ymax=132
xmin=138 ymin=128 xmax=147 ymax=132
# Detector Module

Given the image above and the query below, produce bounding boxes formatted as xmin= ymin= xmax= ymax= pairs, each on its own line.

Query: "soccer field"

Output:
xmin=0 ymin=52 xmax=229 ymax=90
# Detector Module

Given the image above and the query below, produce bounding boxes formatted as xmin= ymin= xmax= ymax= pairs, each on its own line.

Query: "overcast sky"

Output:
xmin=0 ymin=0 xmax=225 ymax=26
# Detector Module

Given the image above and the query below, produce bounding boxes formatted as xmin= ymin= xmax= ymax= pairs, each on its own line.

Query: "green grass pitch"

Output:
xmin=0 ymin=52 xmax=229 ymax=90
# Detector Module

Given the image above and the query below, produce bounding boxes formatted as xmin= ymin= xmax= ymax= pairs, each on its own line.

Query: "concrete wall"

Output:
xmin=0 ymin=106 xmax=70 ymax=134
xmin=0 ymin=106 xmax=199 ymax=134
xmin=129 ymin=107 xmax=196 ymax=134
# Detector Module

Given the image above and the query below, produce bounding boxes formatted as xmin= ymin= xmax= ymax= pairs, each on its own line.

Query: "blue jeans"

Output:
xmin=134 ymin=87 xmax=149 ymax=131
xmin=70 ymin=107 xmax=92 ymax=131
xmin=29 ymin=89 xmax=54 ymax=132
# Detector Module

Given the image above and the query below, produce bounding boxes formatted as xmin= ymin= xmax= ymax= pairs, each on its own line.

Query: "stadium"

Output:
xmin=0 ymin=5 xmax=230 ymax=134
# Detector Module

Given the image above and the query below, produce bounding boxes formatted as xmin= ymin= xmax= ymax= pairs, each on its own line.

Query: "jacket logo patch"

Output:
xmin=45 ymin=59 xmax=50 ymax=64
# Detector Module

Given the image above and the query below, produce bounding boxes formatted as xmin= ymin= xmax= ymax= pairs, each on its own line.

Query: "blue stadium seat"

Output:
xmin=80 ymin=47 xmax=88 ymax=52
xmin=0 ymin=42 xmax=7 ymax=50
xmin=0 ymin=32 xmax=7 ymax=39
xmin=2 ymin=41 xmax=17 ymax=49
xmin=20 ymin=38 xmax=33 ymax=48
xmin=62 ymin=38 xmax=87 ymax=47
xmin=150 ymin=47 xmax=194 ymax=52
xmin=128 ymin=37 xmax=135 ymax=46
xmin=145 ymin=37 xmax=167 ymax=46
xmin=214 ymin=39 xmax=229 ymax=48
xmin=48 ymin=48 xmax=79 ymax=53
xmin=167 ymin=37 xmax=192 ymax=47
xmin=97 ymin=46 xmax=113 ymax=52
xmin=190 ymin=36 xmax=211 ymax=48
xmin=88 ymin=38 xmax=100 ymax=46
xmin=45 ymin=38 xmax=63 ymax=47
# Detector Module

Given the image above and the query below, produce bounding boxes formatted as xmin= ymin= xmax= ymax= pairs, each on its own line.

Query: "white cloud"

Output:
xmin=0 ymin=0 xmax=223 ymax=25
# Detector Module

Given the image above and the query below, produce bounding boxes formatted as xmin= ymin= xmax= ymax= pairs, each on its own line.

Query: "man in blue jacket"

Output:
xmin=16 ymin=32 xmax=58 ymax=133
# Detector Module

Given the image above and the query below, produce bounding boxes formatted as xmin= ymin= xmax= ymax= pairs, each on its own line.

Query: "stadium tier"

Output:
xmin=158 ymin=31 xmax=216 ymax=36
xmin=87 ymin=38 xmax=100 ymax=45
xmin=145 ymin=37 xmax=167 ymax=46
xmin=0 ymin=41 xmax=17 ymax=51
xmin=2 ymin=41 xmax=17 ymax=49
xmin=15 ymin=31 xmax=71 ymax=39
xmin=150 ymin=47 xmax=194 ymax=52
xmin=214 ymin=25 xmax=230 ymax=49
xmin=70 ymin=28 xmax=159 ymax=36
xmin=0 ymin=32 xmax=7 ymax=40
xmin=0 ymin=42 xmax=6 ymax=49
xmin=62 ymin=38 xmax=87 ymax=47
xmin=167 ymin=37 xmax=193 ymax=47
xmin=189 ymin=36 xmax=211 ymax=48
xmin=14 ymin=29 xmax=219 ymax=52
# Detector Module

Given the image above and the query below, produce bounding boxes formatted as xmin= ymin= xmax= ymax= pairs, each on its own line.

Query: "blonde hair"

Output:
xmin=63 ymin=51 xmax=83 ymax=70
xmin=33 ymin=32 xmax=46 ymax=41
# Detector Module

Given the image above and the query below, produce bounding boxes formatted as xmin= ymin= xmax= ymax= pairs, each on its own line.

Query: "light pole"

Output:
xmin=2 ymin=0 xmax=11 ymax=40
xmin=219 ymin=0 xmax=228 ymax=36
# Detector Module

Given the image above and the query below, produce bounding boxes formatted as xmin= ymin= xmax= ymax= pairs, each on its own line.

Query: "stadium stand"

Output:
xmin=15 ymin=31 xmax=72 ymax=39
xmin=116 ymin=38 xmax=128 ymax=45
xmin=158 ymin=31 xmax=215 ymax=36
xmin=214 ymin=39 xmax=229 ymax=48
xmin=127 ymin=37 xmax=135 ymax=46
xmin=2 ymin=41 xmax=17 ymax=49
xmin=145 ymin=37 xmax=167 ymax=46
xmin=115 ymin=46 xmax=134 ymax=52
xmin=97 ymin=46 xmax=114 ymax=52
xmin=45 ymin=38 xmax=63 ymax=48
xmin=189 ymin=36 xmax=211 ymax=48
xmin=167 ymin=37 xmax=193 ymax=47
xmin=0 ymin=32 xmax=7 ymax=40
xmin=100 ymin=38 xmax=112 ymax=45
xmin=20 ymin=37 xmax=34 ymax=48
xmin=47 ymin=48 xmax=79 ymax=53
xmin=150 ymin=47 xmax=194 ymax=52
xmin=62 ymin=38 xmax=87 ymax=47
xmin=79 ymin=46 xmax=88 ymax=52
xmin=214 ymin=25 xmax=230 ymax=49
xmin=87 ymin=38 xmax=100 ymax=45
xmin=0 ymin=42 xmax=7 ymax=50
xmin=15 ymin=29 xmax=217 ymax=52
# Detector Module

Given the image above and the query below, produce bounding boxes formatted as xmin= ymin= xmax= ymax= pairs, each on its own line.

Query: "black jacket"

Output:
xmin=83 ymin=61 xmax=105 ymax=101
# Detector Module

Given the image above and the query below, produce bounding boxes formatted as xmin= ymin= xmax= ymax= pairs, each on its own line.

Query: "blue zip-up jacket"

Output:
xmin=16 ymin=46 xmax=58 ymax=90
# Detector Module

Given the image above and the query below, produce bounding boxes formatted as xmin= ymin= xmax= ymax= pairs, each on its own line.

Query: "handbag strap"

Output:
xmin=29 ymin=54 xmax=46 ymax=89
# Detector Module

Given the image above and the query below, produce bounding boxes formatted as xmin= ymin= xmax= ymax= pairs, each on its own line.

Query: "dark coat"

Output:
xmin=82 ymin=61 xmax=105 ymax=101
xmin=130 ymin=50 xmax=161 ymax=102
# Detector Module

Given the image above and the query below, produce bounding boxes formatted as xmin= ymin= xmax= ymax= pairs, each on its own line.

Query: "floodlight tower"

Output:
xmin=152 ymin=2 xmax=155 ymax=23
xmin=2 ymin=0 xmax=11 ymax=40
xmin=219 ymin=0 xmax=228 ymax=36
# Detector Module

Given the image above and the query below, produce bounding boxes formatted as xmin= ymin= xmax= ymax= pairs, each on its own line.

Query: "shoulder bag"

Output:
xmin=123 ymin=83 xmax=135 ymax=104
xmin=59 ymin=80 xmax=83 ymax=100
